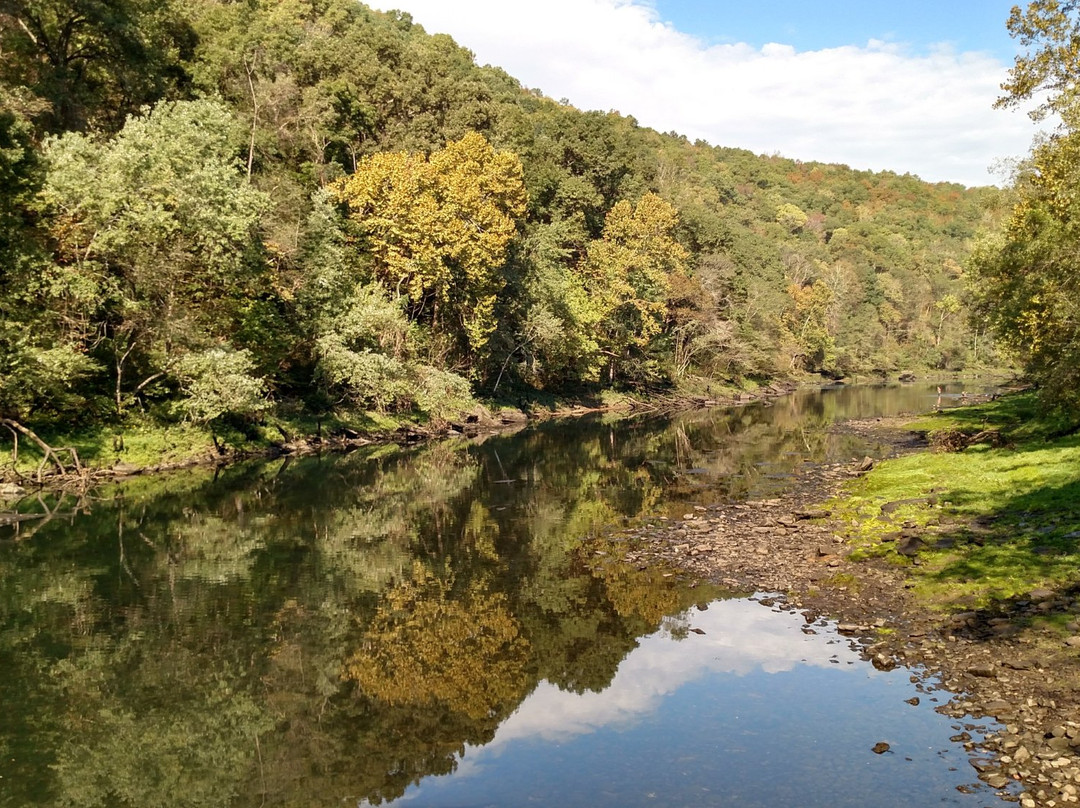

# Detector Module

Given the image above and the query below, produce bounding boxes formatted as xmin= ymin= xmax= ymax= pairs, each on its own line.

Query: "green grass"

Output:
xmin=1 ymin=406 xmax=422 ymax=480
xmin=831 ymin=392 xmax=1080 ymax=611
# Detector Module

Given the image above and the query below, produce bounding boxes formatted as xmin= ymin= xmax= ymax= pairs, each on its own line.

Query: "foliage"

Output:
xmin=174 ymin=347 xmax=269 ymax=424
xmin=582 ymin=193 xmax=688 ymax=384
xmin=39 ymin=98 xmax=270 ymax=416
xmin=0 ymin=0 xmax=194 ymax=133
xmin=970 ymin=1 xmax=1080 ymax=409
xmin=0 ymin=0 xmax=1002 ymax=444
xmin=333 ymin=131 xmax=528 ymax=366
xmin=997 ymin=0 xmax=1080 ymax=123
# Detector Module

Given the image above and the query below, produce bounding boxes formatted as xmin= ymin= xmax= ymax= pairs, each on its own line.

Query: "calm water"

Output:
xmin=0 ymin=382 xmax=1010 ymax=807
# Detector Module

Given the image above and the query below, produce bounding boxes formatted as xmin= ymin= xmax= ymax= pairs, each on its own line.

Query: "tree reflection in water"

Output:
xmin=0 ymin=383 xmax=989 ymax=806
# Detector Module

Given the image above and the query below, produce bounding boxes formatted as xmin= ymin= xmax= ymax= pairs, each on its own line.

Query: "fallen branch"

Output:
xmin=1 ymin=418 xmax=84 ymax=482
xmin=931 ymin=428 xmax=1008 ymax=452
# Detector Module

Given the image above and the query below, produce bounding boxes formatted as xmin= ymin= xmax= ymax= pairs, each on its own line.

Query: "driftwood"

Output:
xmin=931 ymin=428 xmax=1008 ymax=452
xmin=1 ymin=418 xmax=85 ymax=483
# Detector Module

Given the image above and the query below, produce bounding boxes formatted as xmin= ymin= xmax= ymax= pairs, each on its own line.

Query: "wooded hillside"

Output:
xmin=0 ymin=0 xmax=1003 ymax=435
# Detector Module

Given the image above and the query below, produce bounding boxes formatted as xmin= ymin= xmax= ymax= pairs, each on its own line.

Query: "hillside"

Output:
xmin=0 ymin=0 xmax=1003 ymax=442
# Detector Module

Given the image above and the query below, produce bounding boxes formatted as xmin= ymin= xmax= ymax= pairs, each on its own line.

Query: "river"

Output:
xmin=0 ymin=381 xmax=1013 ymax=807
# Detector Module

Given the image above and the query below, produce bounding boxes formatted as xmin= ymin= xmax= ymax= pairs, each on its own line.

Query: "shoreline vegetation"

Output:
xmin=2 ymin=1 xmax=1010 ymax=481
xmin=0 ymin=375 xmax=805 ymax=492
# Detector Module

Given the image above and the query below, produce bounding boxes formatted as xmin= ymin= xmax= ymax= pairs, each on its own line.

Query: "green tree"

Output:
xmin=969 ymin=1 xmax=1080 ymax=406
xmin=997 ymin=0 xmax=1080 ymax=123
xmin=0 ymin=97 xmax=98 ymax=420
xmin=582 ymin=193 xmax=688 ymax=384
xmin=40 ymin=98 xmax=270 ymax=415
xmin=0 ymin=0 xmax=193 ymax=134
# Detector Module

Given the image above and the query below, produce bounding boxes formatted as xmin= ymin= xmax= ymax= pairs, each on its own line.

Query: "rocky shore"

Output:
xmin=610 ymin=419 xmax=1080 ymax=807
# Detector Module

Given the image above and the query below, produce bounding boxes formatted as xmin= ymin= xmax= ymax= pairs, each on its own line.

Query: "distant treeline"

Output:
xmin=0 ymin=0 xmax=1005 ymax=431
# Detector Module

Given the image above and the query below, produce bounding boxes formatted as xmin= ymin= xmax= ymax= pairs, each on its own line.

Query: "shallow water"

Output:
xmin=392 ymin=598 xmax=1003 ymax=808
xmin=0 ymin=381 xmax=1010 ymax=807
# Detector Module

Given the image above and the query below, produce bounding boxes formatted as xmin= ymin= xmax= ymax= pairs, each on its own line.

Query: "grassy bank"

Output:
xmin=0 ymin=408 xmax=412 ymax=483
xmin=1 ymin=374 xmax=782 ymax=485
xmin=832 ymin=393 xmax=1080 ymax=613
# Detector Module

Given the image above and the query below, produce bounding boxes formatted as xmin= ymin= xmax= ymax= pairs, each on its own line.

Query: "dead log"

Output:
xmin=1 ymin=418 xmax=84 ymax=482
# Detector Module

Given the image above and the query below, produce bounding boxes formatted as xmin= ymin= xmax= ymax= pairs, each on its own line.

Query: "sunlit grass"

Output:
xmin=831 ymin=393 xmax=1080 ymax=610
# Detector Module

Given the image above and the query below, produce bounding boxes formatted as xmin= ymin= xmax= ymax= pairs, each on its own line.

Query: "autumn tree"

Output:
xmin=581 ymin=192 xmax=688 ymax=384
xmin=333 ymin=131 xmax=527 ymax=369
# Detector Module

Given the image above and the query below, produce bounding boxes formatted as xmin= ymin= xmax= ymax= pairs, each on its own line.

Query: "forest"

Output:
xmin=0 ymin=0 xmax=1051 ymax=452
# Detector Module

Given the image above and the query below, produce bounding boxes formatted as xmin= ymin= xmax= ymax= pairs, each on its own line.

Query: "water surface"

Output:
xmin=0 ymin=381 xmax=1009 ymax=807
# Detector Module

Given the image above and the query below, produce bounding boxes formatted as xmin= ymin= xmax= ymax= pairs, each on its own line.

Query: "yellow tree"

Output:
xmin=345 ymin=564 xmax=530 ymax=721
xmin=333 ymin=132 xmax=527 ymax=366
xmin=582 ymin=193 xmax=688 ymax=383
xmin=781 ymin=280 xmax=837 ymax=372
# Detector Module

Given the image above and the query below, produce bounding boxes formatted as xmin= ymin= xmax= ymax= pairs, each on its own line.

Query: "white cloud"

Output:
xmin=371 ymin=0 xmax=1041 ymax=186
xmin=395 ymin=598 xmax=872 ymax=795
xmin=484 ymin=599 xmax=863 ymax=749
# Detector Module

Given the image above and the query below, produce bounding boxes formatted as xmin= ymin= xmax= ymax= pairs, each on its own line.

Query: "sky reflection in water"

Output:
xmin=395 ymin=598 xmax=1009 ymax=808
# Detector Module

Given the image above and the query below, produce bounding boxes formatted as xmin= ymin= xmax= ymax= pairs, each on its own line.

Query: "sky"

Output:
xmin=367 ymin=0 xmax=1044 ymax=187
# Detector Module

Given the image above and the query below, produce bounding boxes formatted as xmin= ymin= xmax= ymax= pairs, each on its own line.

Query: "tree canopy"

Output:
xmin=0 ymin=0 xmax=1003 ymax=443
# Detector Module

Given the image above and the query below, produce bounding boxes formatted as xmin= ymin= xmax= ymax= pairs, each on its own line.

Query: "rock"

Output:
xmin=1064 ymin=636 xmax=1080 ymax=648
xmin=967 ymin=664 xmax=998 ymax=678
xmin=905 ymin=697 xmax=920 ymax=706
xmin=872 ymin=742 xmax=891 ymax=754
xmin=948 ymin=611 xmax=978 ymax=626
xmin=1003 ymin=659 xmax=1034 ymax=671
xmin=872 ymin=654 xmax=897 ymax=671
xmin=855 ymin=456 xmax=875 ymax=473
xmin=794 ymin=508 xmax=831 ymax=520
xmin=897 ymin=535 xmax=925 ymax=557
xmin=1047 ymin=736 xmax=1072 ymax=752
xmin=1030 ymin=588 xmax=1056 ymax=602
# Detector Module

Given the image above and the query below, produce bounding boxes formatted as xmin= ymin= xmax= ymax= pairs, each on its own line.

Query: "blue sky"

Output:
xmin=650 ymin=1 xmax=1020 ymax=61
xmin=371 ymin=1 xmax=1042 ymax=186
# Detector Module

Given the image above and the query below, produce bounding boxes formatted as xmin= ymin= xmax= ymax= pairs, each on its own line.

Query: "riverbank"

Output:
xmin=0 ymin=379 xmax=801 ymax=494
xmin=615 ymin=394 xmax=1080 ymax=807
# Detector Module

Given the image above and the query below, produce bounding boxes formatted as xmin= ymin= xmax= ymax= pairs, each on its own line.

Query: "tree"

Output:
xmin=782 ymin=280 xmax=837 ymax=372
xmin=581 ymin=193 xmax=688 ymax=384
xmin=969 ymin=2 xmax=1080 ymax=407
xmin=997 ymin=0 xmax=1080 ymax=123
xmin=333 ymin=131 xmax=527 ymax=368
xmin=40 ymin=99 xmax=270 ymax=415
xmin=0 ymin=97 xmax=91 ymax=420
xmin=0 ymin=0 xmax=194 ymax=134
